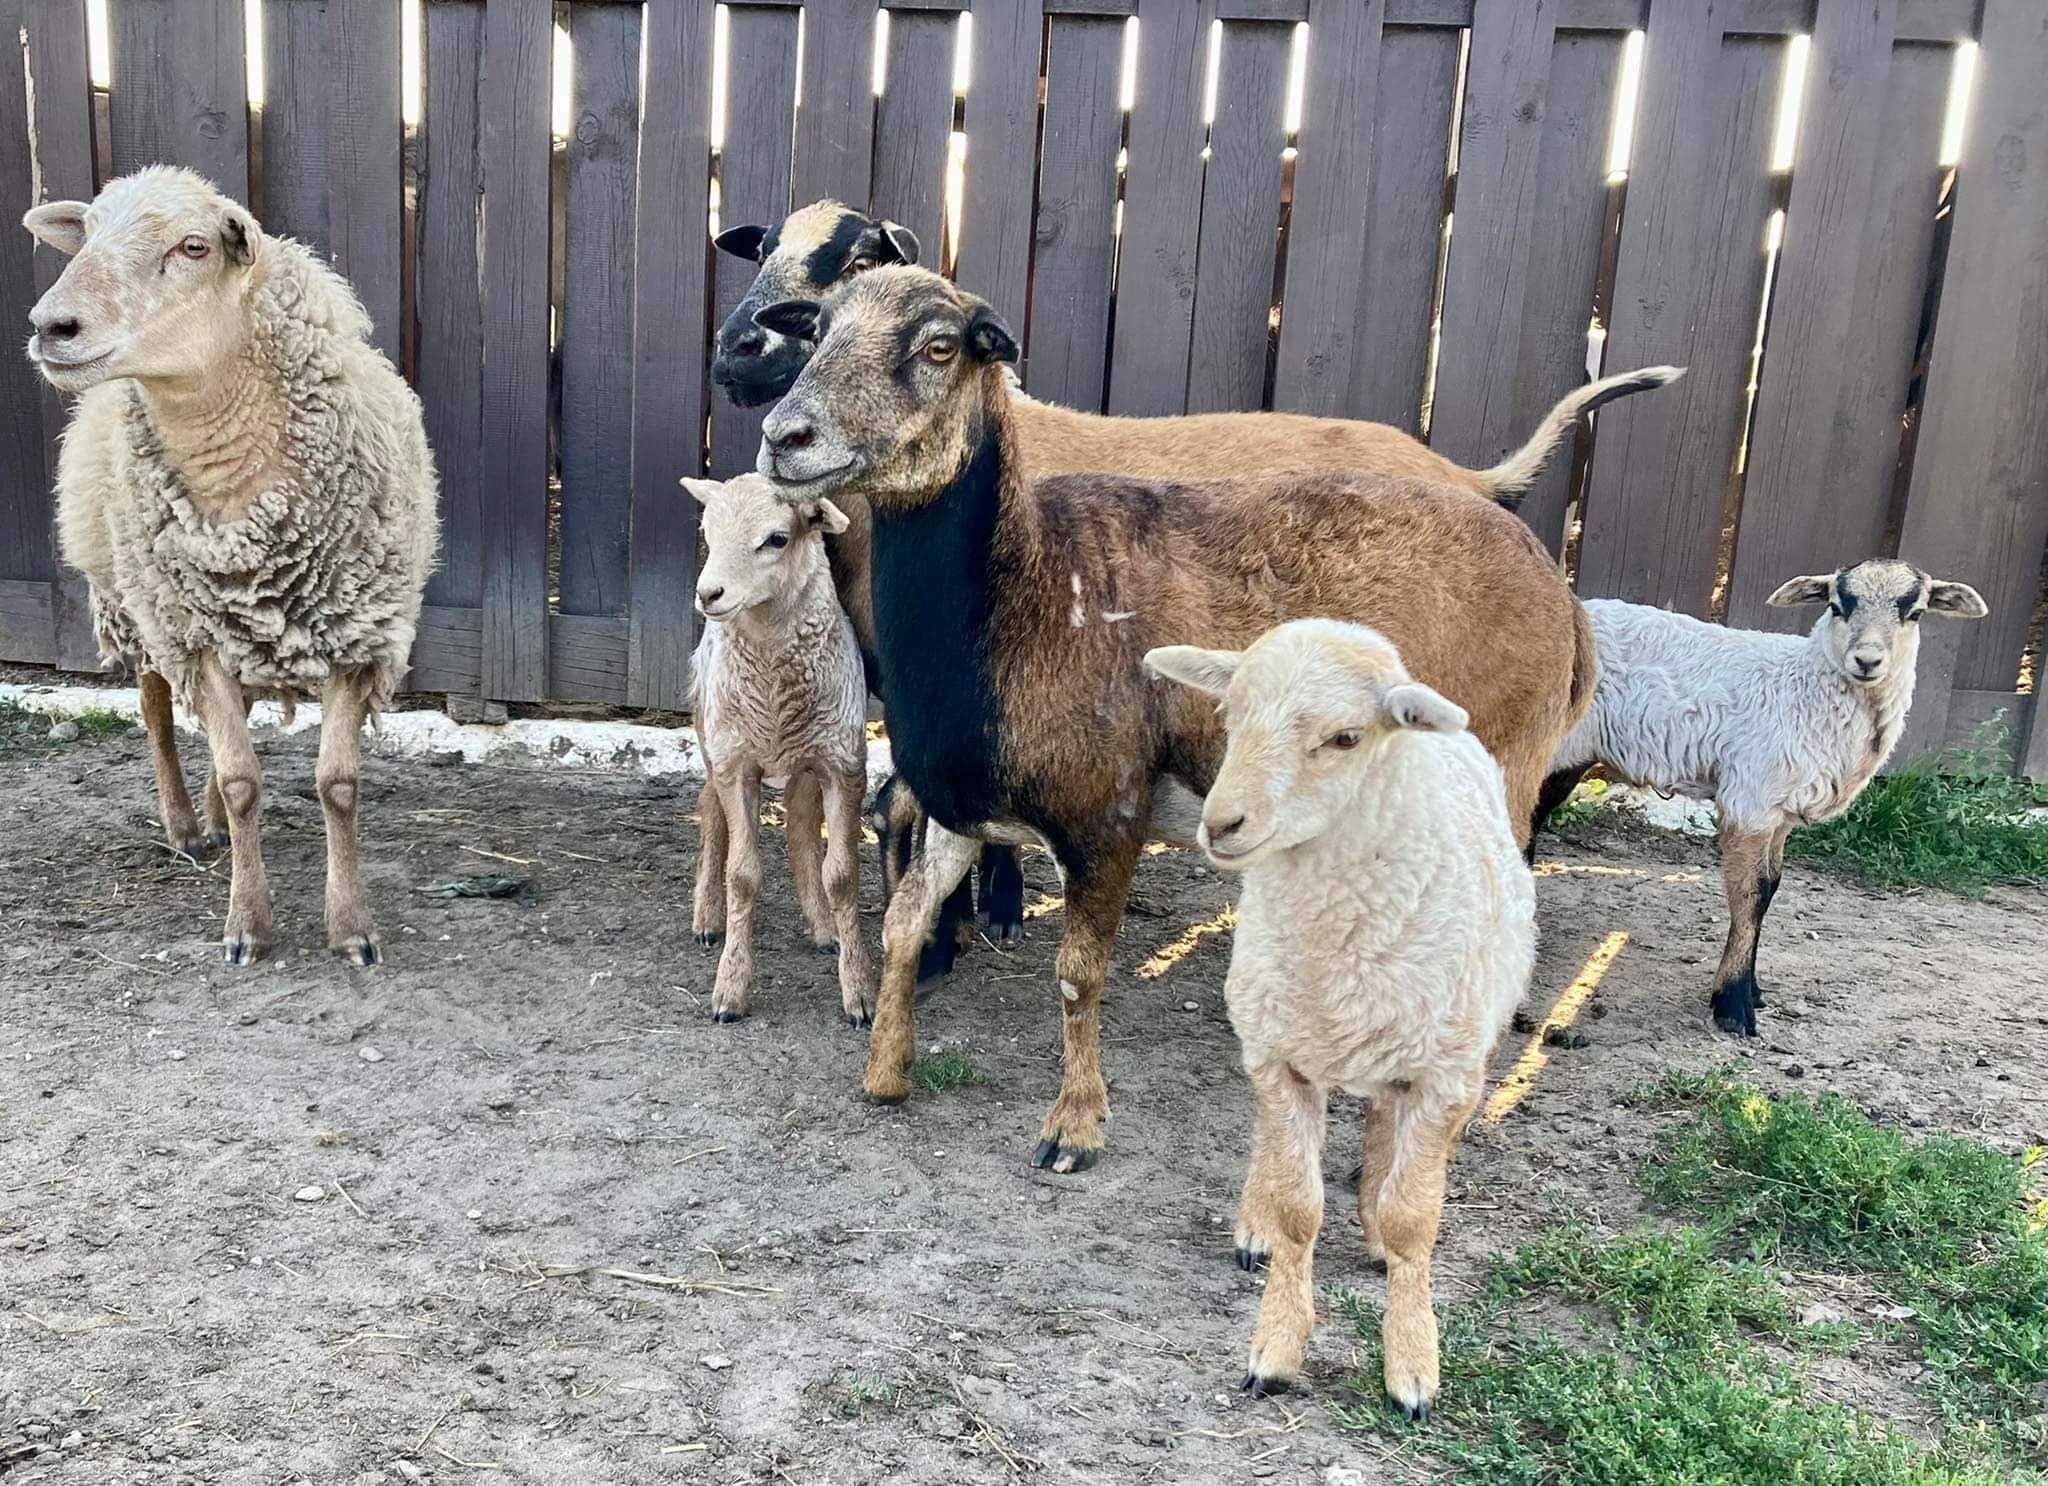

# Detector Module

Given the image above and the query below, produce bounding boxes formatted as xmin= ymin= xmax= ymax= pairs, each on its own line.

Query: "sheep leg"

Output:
xmin=198 ymin=689 xmax=252 ymax=847
xmin=1710 ymin=824 xmax=1775 ymax=1037
xmin=1356 ymin=1097 xmax=1399 ymax=1268
xmin=1238 ymin=1061 xmax=1328 ymax=1397
xmin=863 ymin=822 xmax=980 ymax=1102
xmin=1529 ymin=763 xmax=1592 ymax=859
xmin=691 ymin=777 xmax=728 ymax=949
xmin=1377 ymin=1096 xmax=1473 ymax=1423
xmin=1752 ymin=823 xmax=1790 ymax=1008
xmin=709 ymin=764 xmax=765 ymax=1023
xmin=1032 ymin=843 xmax=1141 ymax=1174
xmin=785 ymin=770 xmax=837 ymax=952
xmin=976 ymin=845 xmax=1025 ymax=944
xmin=139 ymin=670 xmax=207 ymax=856
xmin=194 ymin=656 xmax=271 ymax=965
xmin=823 ymin=767 xmax=875 ymax=1028
xmin=317 ymin=669 xmax=379 ymax=966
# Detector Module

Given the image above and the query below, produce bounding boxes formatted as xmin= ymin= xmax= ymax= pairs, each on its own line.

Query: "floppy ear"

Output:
xmin=811 ymin=499 xmax=852 ymax=535
xmin=1144 ymin=645 xmax=1242 ymax=698
xmin=714 ymin=224 xmax=769 ymax=262
xmin=1383 ymin=682 xmax=1468 ymax=735
xmin=875 ymin=221 xmax=920 ymax=265
xmin=753 ymin=298 xmax=822 ymax=341
xmin=221 ymin=202 xmax=262 ymax=267
xmin=23 ymin=201 xmax=89 ymax=255
xmin=680 ymin=477 xmax=722 ymax=506
xmin=966 ymin=304 xmax=1020 ymax=365
xmin=1925 ymin=579 xmax=1988 ymax=619
xmin=1766 ymin=573 xmax=1833 ymax=609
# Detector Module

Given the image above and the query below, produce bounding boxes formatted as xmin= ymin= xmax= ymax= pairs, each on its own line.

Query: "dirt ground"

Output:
xmin=3 ymin=711 xmax=2045 ymax=1486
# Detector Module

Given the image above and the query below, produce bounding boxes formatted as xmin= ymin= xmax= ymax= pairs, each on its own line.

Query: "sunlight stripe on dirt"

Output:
xmin=1482 ymin=930 xmax=1629 ymax=1125
xmin=1137 ymin=907 xmax=1237 ymax=980
xmin=1533 ymin=862 xmax=1701 ymax=883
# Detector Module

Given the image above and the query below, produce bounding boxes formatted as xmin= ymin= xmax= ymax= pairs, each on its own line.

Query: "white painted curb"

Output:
xmin=2 ymin=681 xmax=896 ymax=790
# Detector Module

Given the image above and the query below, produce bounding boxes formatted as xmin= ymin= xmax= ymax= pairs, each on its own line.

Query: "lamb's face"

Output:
xmin=1144 ymin=621 xmax=1469 ymax=873
xmin=684 ymin=472 xmax=846 ymax=622
xmin=710 ymin=202 xmax=918 ymax=408
xmin=1766 ymin=559 xmax=1988 ymax=687
xmin=753 ymin=267 xmax=1018 ymax=510
xmin=22 ymin=167 xmax=263 ymax=393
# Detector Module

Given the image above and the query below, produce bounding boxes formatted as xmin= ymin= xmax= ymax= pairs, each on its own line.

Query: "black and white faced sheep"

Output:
xmin=24 ymin=166 xmax=439 ymax=966
xmin=1544 ymin=558 xmax=1989 ymax=1036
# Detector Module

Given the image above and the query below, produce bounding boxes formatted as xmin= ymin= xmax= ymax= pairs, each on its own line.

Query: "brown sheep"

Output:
xmin=748 ymin=266 xmax=1595 ymax=1174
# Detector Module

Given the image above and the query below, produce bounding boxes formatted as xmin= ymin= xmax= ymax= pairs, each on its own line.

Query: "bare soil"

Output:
xmin=3 ymin=713 xmax=2045 ymax=1485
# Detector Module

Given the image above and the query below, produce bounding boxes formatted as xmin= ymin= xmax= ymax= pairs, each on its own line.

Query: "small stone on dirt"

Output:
xmin=1325 ymin=1467 xmax=1367 ymax=1486
xmin=359 ymin=1047 xmax=384 ymax=1063
xmin=395 ymin=1462 xmax=426 ymax=1483
xmin=1783 ymin=1062 xmax=1806 ymax=1078
xmin=1800 ymin=1302 xmax=1844 ymax=1327
xmin=166 ymin=1049 xmax=187 ymax=1062
xmin=1181 ymin=1001 xmax=1198 ymax=1012
xmin=293 ymin=1185 xmax=325 ymax=1202
xmin=47 ymin=721 xmax=80 ymax=743
xmin=1511 ymin=1009 xmax=1539 ymax=1034
xmin=1541 ymin=1025 xmax=1590 ymax=1050
xmin=701 ymin=1354 xmax=733 ymax=1372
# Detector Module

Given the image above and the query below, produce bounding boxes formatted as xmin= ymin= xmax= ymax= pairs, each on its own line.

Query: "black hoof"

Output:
xmin=1711 ymin=978 xmax=1759 ymax=1038
xmin=866 ymin=1087 xmax=908 ymax=1107
xmin=1030 ymin=1138 xmax=1099 ymax=1173
xmin=1751 ymin=984 xmax=1768 ymax=1007
xmin=1235 ymin=1246 xmax=1270 ymax=1273
xmin=222 ymin=937 xmax=265 ymax=967
xmin=915 ymin=940 xmax=958 ymax=984
xmin=844 ymin=1011 xmax=872 ymax=1030
xmin=815 ymin=940 xmax=840 ymax=957
xmin=1240 ymin=1373 xmax=1292 ymax=1400
xmin=1391 ymin=1394 xmax=1432 ymax=1424
xmin=694 ymin=931 xmax=721 ymax=950
xmin=711 ymin=1009 xmax=745 ymax=1024
xmin=203 ymin=831 xmax=231 ymax=853
xmin=333 ymin=940 xmax=381 ymax=967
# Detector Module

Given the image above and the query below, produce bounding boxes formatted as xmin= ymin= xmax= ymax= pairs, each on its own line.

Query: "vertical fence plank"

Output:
xmin=327 ymin=0 xmax=403 ymax=359
xmin=0 ymin=7 xmax=50 ymax=601
xmin=559 ymin=1 xmax=642 ymax=619
xmin=109 ymin=0 xmax=251 ymax=199
xmin=1428 ymin=0 xmax=1563 ymax=470
xmin=626 ymin=0 xmax=714 ymax=711
xmin=793 ymin=0 xmax=878 ymax=209
xmin=261 ymin=0 xmax=334 ymax=245
xmin=1893 ymin=0 xmax=2048 ymax=766
xmin=416 ymin=0 xmax=486 ymax=621
xmin=476 ymin=0 xmax=552 ymax=701
xmin=956 ymin=0 xmax=1041 ymax=338
xmin=1107 ymin=0 xmax=1213 ymax=415
xmin=1027 ymin=15 xmax=1124 ymax=410
xmin=1185 ymin=20 xmax=1290 ymax=412
xmin=871 ymin=7 xmax=956 ymax=260
xmin=1344 ymin=23 xmax=1459 ymax=430
xmin=1576 ymin=10 xmax=1784 ymax=615
xmin=709 ymin=5 xmax=800 ymax=479
xmin=1271 ymin=0 xmax=1383 ymax=416
xmin=1725 ymin=0 xmax=1902 ymax=630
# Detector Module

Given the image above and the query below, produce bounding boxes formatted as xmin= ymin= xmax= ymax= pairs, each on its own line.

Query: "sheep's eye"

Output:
xmin=178 ymin=236 xmax=210 ymax=260
xmin=1826 ymin=601 xmax=1844 ymax=618
xmin=849 ymin=255 xmax=879 ymax=273
xmin=1328 ymin=730 xmax=1362 ymax=751
xmin=760 ymin=532 xmax=790 ymax=552
xmin=924 ymin=337 xmax=959 ymax=364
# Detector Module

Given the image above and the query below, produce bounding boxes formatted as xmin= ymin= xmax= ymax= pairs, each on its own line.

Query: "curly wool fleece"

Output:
xmin=57 ymin=237 xmax=440 ymax=712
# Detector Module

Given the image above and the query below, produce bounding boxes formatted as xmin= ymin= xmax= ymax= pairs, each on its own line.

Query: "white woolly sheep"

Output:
xmin=1146 ymin=619 xmax=1536 ymax=1420
xmin=24 ymin=166 xmax=439 ymax=966
xmin=685 ymin=473 xmax=873 ymax=1027
xmin=1544 ymin=558 xmax=1988 ymax=1036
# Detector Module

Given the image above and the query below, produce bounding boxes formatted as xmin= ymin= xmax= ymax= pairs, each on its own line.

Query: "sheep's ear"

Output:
xmin=754 ymin=298 xmax=822 ymax=342
xmin=1144 ymin=645 xmax=1241 ymax=698
xmin=966 ymin=304 xmax=1020 ymax=366
xmin=811 ymin=499 xmax=851 ymax=536
xmin=221 ymin=202 xmax=262 ymax=267
xmin=680 ymin=477 xmax=722 ymax=507
xmin=1766 ymin=573 xmax=1833 ymax=609
xmin=1383 ymin=682 xmax=1467 ymax=734
xmin=714 ymin=224 xmax=770 ymax=262
xmin=875 ymin=220 xmax=920 ymax=266
xmin=1926 ymin=579 xmax=1988 ymax=619
xmin=23 ymin=201 xmax=88 ymax=255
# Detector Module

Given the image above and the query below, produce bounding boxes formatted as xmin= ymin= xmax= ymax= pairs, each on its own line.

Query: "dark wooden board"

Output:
xmin=108 ymin=0 xmax=251 ymax=199
xmin=955 ymin=0 xmax=1042 ymax=336
xmin=1026 ymin=15 xmax=1124 ymax=410
xmin=0 ymin=10 xmax=50 ymax=587
xmin=708 ymin=4 xmax=801 ymax=479
xmin=325 ymin=0 xmax=404 ymax=360
xmin=1185 ymin=19 xmax=1291 ymax=412
xmin=0 ymin=581 xmax=55 ymax=664
xmin=1575 ymin=21 xmax=1785 ymax=616
xmin=260 ymin=0 xmax=336 ymax=250
xmin=1271 ymin=0 xmax=1384 ymax=416
xmin=558 ymin=1 xmax=643 ymax=619
xmin=626 ymin=0 xmax=715 ymax=711
xmin=870 ymin=7 xmax=956 ymax=263
xmin=792 ymin=0 xmax=878 ymax=208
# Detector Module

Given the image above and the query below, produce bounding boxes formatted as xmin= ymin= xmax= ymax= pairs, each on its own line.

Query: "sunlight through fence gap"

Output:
xmin=1604 ymin=29 xmax=1645 ymax=179
xmin=244 ymin=0 xmax=263 ymax=109
xmin=1938 ymin=39 xmax=1977 ymax=166
xmin=85 ymin=0 xmax=109 ymax=89
xmin=1769 ymin=33 xmax=1811 ymax=172
xmin=400 ymin=0 xmax=422 ymax=127
xmin=871 ymin=7 xmax=888 ymax=98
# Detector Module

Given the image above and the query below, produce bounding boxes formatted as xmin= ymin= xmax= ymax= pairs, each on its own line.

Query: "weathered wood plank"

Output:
xmin=792 ymin=0 xmax=878 ymax=208
xmin=1344 ymin=23 xmax=1459 ymax=430
xmin=1730 ymin=2 xmax=1918 ymax=631
xmin=1027 ymin=15 xmax=1124 ymax=410
xmin=626 ymin=0 xmax=715 ymax=711
xmin=558 ymin=2 xmax=642 ymax=620
xmin=1576 ymin=17 xmax=1786 ymax=616
xmin=1893 ymin=0 xmax=2048 ymax=761
xmin=108 ymin=0 xmax=251 ymax=199
xmin=1893 ymin=0 xmax=1980 ymax=43
xmin=955 ymin=0 xmax=1042 ymax=337
xmin=260 ymin=0 xmax=334 ymax=247
xmin=1271 ymin=0 xmax=1383 ymax=416
xmin=476 ymin=0 xmax=552 ymax=700
xmin=870 ymin=6 xmax=957 ymax=266
xmin=326 ymin=0 xmax=404 ymax=359
xmin=0 ymin=581 xmax=56 ymax=665
xmin=1186 ymin=19 xmax=1290 ymax=412
xmin=415 ymin=0 xmax=485 ymax=613
xmin=407 ymin=605 xmax=482 ymax=695
xmin=0 ymin=8 xmax=50 ymax=589
xmin=709 ymin=4 xmax=800 ymax=479
xmin=549 ymin=613 xmax=631 ymax=703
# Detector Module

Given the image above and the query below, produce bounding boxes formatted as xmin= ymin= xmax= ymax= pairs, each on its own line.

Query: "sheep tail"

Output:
xmin=1473 ymin=364 xmax=1687 ymax=509
xmin=1565 ymin=597 xmax=1599 ymax=735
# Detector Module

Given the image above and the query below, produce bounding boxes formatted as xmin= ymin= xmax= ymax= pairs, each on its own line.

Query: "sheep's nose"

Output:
xmin=1207 ymin=812 xmax=1247 ymax=844
xmin=728 ymin=326 xmax=766 ymax=357
xmin=765 ymin=418 xmax=816 ymax=453
xmin=32 ymin=309 xmax=81 ymax=342
xmin=1851 ymin=654 xmax=1883 ymax=679
xmin=697 ymin=585 xmax=724 ymax=608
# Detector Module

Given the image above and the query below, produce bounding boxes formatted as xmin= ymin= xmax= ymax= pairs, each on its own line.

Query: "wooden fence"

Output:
xmin=2 ymin=0 xmax=2044 ymax=774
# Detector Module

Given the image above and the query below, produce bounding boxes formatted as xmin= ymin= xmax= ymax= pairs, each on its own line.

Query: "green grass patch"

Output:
xmin=826 ymin=1369 xmax=902 ymax=1417
xmin=67 ymin=706 xmax=133 ymax=738
xmin=1788 ymin=722 xmax=2048 ymax=895
xmin=910 ymin=1052 xmax=987 ymax=1094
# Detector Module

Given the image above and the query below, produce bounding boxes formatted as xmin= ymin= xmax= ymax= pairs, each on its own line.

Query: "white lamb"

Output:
xmin=1545 ymin=558 xmax=1988 ymax=1036
xmin=685 ymin=473 xmax=873 ymax=1027
xmin=25 ymin=167 xmax=439 ymax=966
xmin=1146 ymin=619 xmax=1535 ymax=1422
